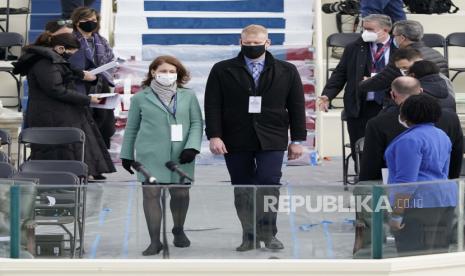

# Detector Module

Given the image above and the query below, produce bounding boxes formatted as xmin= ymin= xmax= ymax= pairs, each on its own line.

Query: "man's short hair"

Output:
xmin=391 ymin=76 xmax=421 ymax=96
xmin=393 ymin=20 xmax=424 ymax=42
xmin=363 ymin=14 xmax=392 ymax=30
xmin=400 ymin=94 xmax=442 ymax=124
xmin=393 ymin=48 xmax=423 ymax=62
xmin=241 ymin=24 xmax=268 ymax=38
xmin=408 ymin=60 xmax=440 ymax=78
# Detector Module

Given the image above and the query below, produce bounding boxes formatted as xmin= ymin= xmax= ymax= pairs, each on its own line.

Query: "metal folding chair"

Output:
xmin=0 ymin=128 xmax=12 ymax=162
xmin=326 ymin=33 xmax=361 ymax=81
xmin=0 ymin=161 xmax=15 ymax=178
xmin=341 ymin=111 xmax=354 ymax=190
xmin=17 ymin=127 xmax=86 ymax=258
xmin=0 ymin=151 xmax=8 ymax=163
xmin=422 ymin=33 xmax=447 ymax=54
xmin=354 ymin=137 xmax=365 ymax=179
xmin=13 ymin=171 xmax=80 ymax=258
xmin=20 ymin=160 xmax=89 ymax=257
xmin=0 ymin=32 xmax=24 ymax=110
xmin=326 ymin=33 xmax=361 ymax=109
xmin=18 ymin=127 xmax=86 ymax=168
xmin=446 ymin=32 xmax=465 ymax=82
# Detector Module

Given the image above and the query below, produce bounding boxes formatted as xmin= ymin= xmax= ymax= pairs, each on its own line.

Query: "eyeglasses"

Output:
xmin=56 ymin=19 xmax=73 ymax=27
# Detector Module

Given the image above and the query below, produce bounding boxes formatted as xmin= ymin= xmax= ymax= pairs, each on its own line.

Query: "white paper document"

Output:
xmin=89 ymin=93 xmax=121 ymax=109
xmin=89 ymin=60 xmax=119 ymax=75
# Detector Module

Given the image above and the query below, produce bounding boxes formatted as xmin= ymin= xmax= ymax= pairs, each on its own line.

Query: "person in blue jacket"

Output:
xmin=360 ymin=0 xmax=406 ymax=23
xmin=385 ymin=94 xmax=457 ymax=256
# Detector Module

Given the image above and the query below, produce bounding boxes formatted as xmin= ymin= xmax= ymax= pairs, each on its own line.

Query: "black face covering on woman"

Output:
xmin=241 ymin=44 xmax=266 ymax=59
xmin=79 ymin=21 xmax=98 ymax=32
xmin=61 ymin=51 xmax=74 ymax=59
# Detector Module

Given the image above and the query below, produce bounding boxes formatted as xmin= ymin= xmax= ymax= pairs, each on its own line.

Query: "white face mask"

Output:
xmin=398 ymin=115 xmax=409 ymax=128
xmin=362 ymin=30 xmax=378 ymax=42
xmin=155 ymin=73 xmax=177 ymax=86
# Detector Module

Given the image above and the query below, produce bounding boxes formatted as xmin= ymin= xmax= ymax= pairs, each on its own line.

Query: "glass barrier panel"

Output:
xmin=369 ymin=180 xmax=462 ymax=259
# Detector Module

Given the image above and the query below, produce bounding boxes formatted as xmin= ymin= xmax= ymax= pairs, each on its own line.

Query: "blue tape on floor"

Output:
xmin=121 ymin=183 xmax=136 ymax=257
xmin=144 ymin=0 xmax=284 ymax=12
xmin=147 ymin=17 xmax=285 ymax=29
xmin=89 ymin=208 xmax=111 ymax=258
xmin=321 ymin=220 xmax=335 ymax=258
xmin=286 ymin=185 xmax=300 ymax=258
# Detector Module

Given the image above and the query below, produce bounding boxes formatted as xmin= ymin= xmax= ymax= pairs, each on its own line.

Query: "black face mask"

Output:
xmin=62 ymin=51 xmax=73 ymax=60
xmin=241 ymin=44 xmax=266 ymax=59
xmin=79 ymin=21 xmax=98 ymax=32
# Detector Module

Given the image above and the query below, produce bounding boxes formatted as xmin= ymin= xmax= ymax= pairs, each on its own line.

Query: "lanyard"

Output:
xmin=153 ymin=92 xmax=177 ymax=119
xmin=371 ymin=39 xmax=391 ymax=72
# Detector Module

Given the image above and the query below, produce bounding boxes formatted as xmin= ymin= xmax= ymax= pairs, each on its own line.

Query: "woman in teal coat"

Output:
xmin=120 ymin=55 xmax=203 ymax=256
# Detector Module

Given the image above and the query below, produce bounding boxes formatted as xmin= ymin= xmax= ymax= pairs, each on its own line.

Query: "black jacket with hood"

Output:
xmin=13 ymin=46 xmax=116 ymax=175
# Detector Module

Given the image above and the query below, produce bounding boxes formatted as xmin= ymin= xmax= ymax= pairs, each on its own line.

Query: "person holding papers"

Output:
xmin=12 ymin=32 xmax=116 ymax=177
xmin=120 ymin=56 xmax=203 ymax=256
xmin=69 ymin=7 xmax=116 ymax=176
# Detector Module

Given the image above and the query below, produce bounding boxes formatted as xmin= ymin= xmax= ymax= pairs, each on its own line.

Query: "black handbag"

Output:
xmin=404 ymin=0 xmax=459 ymax=14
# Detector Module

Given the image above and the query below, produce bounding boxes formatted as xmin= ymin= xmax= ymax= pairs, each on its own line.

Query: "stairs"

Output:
xmin=113 ymin=0 xmax=317 ymax=165
xmin=28 ymin=0 xmax=101 ymax=43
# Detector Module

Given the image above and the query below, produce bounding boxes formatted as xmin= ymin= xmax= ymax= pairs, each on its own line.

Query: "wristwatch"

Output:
xmin=390 ymin=215 xmax=403 ymax=223
xmin=290 ymin=141 xmax=303 ymax=145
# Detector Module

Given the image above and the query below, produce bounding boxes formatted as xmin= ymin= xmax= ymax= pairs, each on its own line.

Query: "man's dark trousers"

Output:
xmin=225 ymin=151 xmax=283 ymax=242
xmin=346 ymin=101 xmax=382 ymax=163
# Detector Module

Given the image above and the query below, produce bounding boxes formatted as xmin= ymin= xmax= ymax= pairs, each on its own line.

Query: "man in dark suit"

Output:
xmin=359 ymin=76 xmax=463 ymax=181
xmin=359 ymin=20 xmax=450 ymax=94
xmin=204 ymin=24 xmax=306 ymax=251
xmin=319 ymin=14 xmax=396 ymax=159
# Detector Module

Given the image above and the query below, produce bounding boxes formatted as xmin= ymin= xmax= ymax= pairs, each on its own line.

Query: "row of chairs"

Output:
xmin=0 ymin=32 xmax=23 ymax=110
xmin=0 ymin=127 xmax=89 ymax=258
xmin=326 ymin=32 xmax=465 ymax=82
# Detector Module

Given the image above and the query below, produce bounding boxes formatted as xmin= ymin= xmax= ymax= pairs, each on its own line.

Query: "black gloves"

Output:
xmin=179 ymin=149 xmax=199 ymax=164
xmin=121 ymin=158 xmax=135 ymax=174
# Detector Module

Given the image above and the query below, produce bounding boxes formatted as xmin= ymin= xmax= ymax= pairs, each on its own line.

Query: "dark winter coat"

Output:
xmin=322 ymin=37 xmax=397 ymax=118
xmin=13 ymin=46 xmax=116 ymax=175
xmin=419 ymin=74 xmax=456 ymax=113
xmin=204 ymin=51 xmax=307 ymax=152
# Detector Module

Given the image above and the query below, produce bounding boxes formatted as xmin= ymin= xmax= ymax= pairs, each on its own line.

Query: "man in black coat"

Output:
xmin=204 ymin=24 xmax=306 ymax=252
xmin=359 ymin=20 xmax=450 ymax=94
xmin=359 ymin=76 xmax=463 ymax=181
xmin=319 ymin=14 xmax=396 ymax=158
xmin=393 ymin=20 xmax=448 ymax=76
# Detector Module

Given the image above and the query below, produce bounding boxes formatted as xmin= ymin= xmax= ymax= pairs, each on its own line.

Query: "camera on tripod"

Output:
xmin=322 ymin=0 xmax=360 ymax=16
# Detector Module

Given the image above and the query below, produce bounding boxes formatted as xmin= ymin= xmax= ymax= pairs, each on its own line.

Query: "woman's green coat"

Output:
xmin=120 ymin=87 xmax=203 ymax=183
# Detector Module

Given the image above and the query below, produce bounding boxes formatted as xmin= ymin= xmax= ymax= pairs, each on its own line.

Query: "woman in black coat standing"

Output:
xmin=13 ymin=32 xmax=116 ymax=176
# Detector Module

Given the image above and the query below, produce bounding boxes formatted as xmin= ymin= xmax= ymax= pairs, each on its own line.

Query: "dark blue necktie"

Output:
xmin=374 ymin=43 xmax=386 ymax=73
xmin=373 ymin=43 xmax=386 ymax=105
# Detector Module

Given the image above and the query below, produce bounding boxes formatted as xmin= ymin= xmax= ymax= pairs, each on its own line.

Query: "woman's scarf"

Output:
xmin=150 ymin=79 xmax=177 ymax=110
xmin=74 ymin=31 xmax=115 ymax=86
